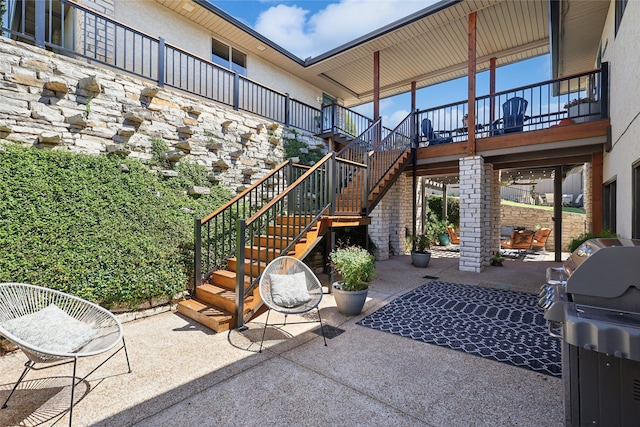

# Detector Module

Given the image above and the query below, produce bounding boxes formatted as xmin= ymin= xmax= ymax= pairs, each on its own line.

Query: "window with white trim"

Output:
xmin=211 ymin=38 xmax=246 ymax=76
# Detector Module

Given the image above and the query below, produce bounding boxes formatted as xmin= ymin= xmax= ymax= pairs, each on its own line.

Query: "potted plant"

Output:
xmin=564 ymin=96 xmax=599 ymax=123
xmin=330 ymin=245 xmax=376 ymax=315
xmin=491 ymin=251 xmax=504 ymax=266
xmin=433 ymin=218 xmax=451 ymax=246
xmin=410 ymin=233 xmax=432 ymax=267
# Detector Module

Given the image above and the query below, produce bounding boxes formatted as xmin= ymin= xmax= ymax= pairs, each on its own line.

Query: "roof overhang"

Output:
xmin=154 ymin=0 xmax=554 ymax=107
xmin=550 ymin=0 xmax=610 ymax=80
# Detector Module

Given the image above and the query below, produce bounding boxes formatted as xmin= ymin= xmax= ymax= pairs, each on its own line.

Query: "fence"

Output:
xmin=0 ymin=0 xmax=322 ymax=133
xmin=415 ymin=67 xmax=607 ymax=144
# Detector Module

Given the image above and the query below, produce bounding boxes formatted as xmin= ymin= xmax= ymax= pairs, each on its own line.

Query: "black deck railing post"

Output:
xmin=157 ymin=37 xmax=165 ymax=87
xmin=600 ymin=63 xmax=609 ymax=120
xmin=235 ymin=219 xmax=246 ymax=328
xmin=329 ymin=154 xmax=336 ymax=215
xmin=284 ymin=93 xmax=291 ymax=127
xmin=193 ymin=218 xmax=202 ymax=294
xmin=34 ymin=0 xmax=45 ymax=47
xmin=233 ymin=71 xmax=240 ymax=111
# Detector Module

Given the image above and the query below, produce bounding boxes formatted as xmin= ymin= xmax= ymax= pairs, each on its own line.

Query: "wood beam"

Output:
xmin=591 ymin=150 xmax=603 ymax=234
xmin=373 ymin=51 xmax=380 ymax=120
xmin=466 ymin=12 xmax=477 ymax=157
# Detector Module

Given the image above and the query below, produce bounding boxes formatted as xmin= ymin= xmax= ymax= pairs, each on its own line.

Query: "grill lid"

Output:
xmin=564 ymin=238 xmax=640 ymax=299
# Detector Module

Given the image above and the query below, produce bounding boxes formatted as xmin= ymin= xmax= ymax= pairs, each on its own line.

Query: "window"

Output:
xmin=615 ymin=0 xmax=627 ymax=35
xmin=211 ymin=38 xmax=246 ymax=75
xmin=603 ymin=179 xmax=617 ymax=233
xmin=633 ymin=162 xmax=640 ymax=238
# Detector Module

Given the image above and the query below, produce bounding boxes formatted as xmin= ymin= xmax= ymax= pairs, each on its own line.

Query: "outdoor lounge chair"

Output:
xmin=492 ymin=97 xmax=530 ymax=134
xmin=531 ymin=228 xmax=551 ymax=251
xmin=500 ymin=229 xmax=535 ymax=250
xmin=0 ymin=283 xmax=131 ymax=427
xmin=446 ymin=226 xmax=460 ymax=245
xmin=257 ymin=256 xmax=327 ymax=352
xmin=421 ymin=118 xmax=454 ymax=146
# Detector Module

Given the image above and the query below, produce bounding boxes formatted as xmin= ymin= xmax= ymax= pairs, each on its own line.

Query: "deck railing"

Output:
xmin=194 ymin=160 xmax=307 ymax=290
xmin=0 ymin=0 xmax=322 ymax=133
xmin=415 ymin=67 xmax=607 ymax=144
xmin=234 ymin=153 xmax=334 ymax=324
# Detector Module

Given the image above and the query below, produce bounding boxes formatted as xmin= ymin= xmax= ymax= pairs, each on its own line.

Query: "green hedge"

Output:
xmin=427 ymin=195 xmax=460 ymax=227
xmin=0 ymin=144 xmax=230 ymax=309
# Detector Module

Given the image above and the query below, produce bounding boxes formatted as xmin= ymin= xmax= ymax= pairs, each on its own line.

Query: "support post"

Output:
xmin=235 ymin=219 xmax=246 ymax=328
xmin=233 ymin=71 xmax=240 ymax=111
xmin=466 ymin=12 xmax=477 ymax=156
xmin=373 ymin=51 xmax=380 ymax=120
xmin=157 ymin=37 xmax=165 ymax=87
xmin=553 ymin=167 xmax=563 ymax=262
xmin=193 ymin=218 xmax=202 ymax=293
xmin=35 ymin=0 xmax=45 ymax=48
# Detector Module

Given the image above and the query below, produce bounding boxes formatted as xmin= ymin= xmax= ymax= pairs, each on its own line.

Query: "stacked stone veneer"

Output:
xmin=0 ymin=37 xmax=327 ymax=193
xmin=459 ymin=156 xmax=495 ymax=272
xmin=369 ymin=173 xmax=412 ymax=259
xmin=500 ymin=204 xmax=588 ymax=251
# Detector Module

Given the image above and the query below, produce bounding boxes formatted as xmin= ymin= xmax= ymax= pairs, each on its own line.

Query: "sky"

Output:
xmin=211 ymin=0 xmax=552 ymax=127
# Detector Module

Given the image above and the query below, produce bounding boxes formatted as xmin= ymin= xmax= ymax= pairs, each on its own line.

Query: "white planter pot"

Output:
xmin=332 ymin=282 xmax=368 ymax=316
xmin=568 ymin=102 xmax=600 ymax=123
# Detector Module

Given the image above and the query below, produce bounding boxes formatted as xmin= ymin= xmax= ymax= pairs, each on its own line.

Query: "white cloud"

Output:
xmin=254 ymin=0 xmax=435 ymax=58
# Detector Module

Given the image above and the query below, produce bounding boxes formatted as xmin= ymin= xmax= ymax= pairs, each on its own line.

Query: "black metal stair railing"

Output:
xmin=366 ymin=113 xmax=413 ymax=213
xmin=234 ymin=153 xmax=334 ymax=326
xmin=193 ymin=159 xmax=307 ymax=291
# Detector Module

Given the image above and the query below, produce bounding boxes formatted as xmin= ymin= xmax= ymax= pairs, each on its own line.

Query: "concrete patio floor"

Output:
xmin=0 ymin=250 xmax=566 ymax=426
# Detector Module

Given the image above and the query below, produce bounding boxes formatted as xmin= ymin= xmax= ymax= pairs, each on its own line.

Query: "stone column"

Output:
xmin=389 ymin=173 xmax=412 ymax=255
xmin=459 ymin=156 xmax=492 ymax=272
xmin=369 ymin=196 xmax=390 ymax=260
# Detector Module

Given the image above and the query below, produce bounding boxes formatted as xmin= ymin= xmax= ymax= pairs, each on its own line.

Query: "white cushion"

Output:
xmin=1 ymin=304 xmax=98 ymax=354
xmin=270 ymin=272 xmax=311 ymax=308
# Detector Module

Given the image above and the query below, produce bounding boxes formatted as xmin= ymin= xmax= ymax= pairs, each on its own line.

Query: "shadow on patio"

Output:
xmin=0 ymin=252 xmax=565 ymax=427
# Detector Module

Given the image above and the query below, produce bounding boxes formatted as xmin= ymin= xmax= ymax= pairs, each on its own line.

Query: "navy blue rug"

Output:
xmin=357 ymin=281 xmax=561 ymax=377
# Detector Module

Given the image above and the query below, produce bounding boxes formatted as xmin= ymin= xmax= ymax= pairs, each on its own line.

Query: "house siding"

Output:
xmin=106 ymin=0 xmax=323 ymax=109
xmin=601 ymin=0 xmax=640 ymax=237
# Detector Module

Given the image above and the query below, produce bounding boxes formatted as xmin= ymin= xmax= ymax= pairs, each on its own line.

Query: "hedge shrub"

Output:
xmin=0 ymin=144 xmax=230 ymax=309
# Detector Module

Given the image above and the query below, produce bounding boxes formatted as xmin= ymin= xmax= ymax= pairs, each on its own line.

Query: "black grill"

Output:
xmin=538 ymin=238 xmax=640 ymax=426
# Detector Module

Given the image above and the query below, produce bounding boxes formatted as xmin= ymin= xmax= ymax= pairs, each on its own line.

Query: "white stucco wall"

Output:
xmin=600 ymin=0 xmax=640 ymax=237
xmin=108 ymin=0 xmax=323 ymax=108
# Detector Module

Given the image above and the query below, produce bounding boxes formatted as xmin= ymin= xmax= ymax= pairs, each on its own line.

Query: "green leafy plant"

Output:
xmin=568 ymin=230 xmax=618 ymax=252
xmin=412 ymin=233 xmax=432 ymax=253
xmin=563 ymin=96 xmax=597 ymax=109
xmin=149 ymin=136 xmax=171 ymax=169
xmin=0 ymin=143 xmax=231 ymax=309
xmin=329 ymin=245 xmax=375 ymax=291
xmin=491 ymin=251 xmax=504 ymax=264
xmin=282 ymin=130 xmax=323 ymax=166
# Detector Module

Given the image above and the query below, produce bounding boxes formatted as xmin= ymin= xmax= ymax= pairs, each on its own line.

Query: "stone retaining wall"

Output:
xmin=0 ymin=37 xmax=327 ymax=192
xmin=500 ymin=204 xmax=588 ymax=251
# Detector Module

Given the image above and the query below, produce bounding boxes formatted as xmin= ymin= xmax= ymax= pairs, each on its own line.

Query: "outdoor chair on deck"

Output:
xmin=421 ymin=118 xmax=454 ymax=146
xmin=492 ymin=97 xmax=530 ymax=135
xmin=0 ymin=283 xmax=131 ymax=427
xmin=531 ymin=228 xmax=552 ymax=251
xmin=500 ymin=229 xmax=535 ymax=251
xmin=258 ymin=256 xmax=327 ymax=352
xmin=446 ymin=226 xmax=460 ymax=245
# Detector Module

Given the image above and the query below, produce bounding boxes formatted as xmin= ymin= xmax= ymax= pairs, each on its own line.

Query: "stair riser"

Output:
xmin=254 ymin=236 xmax=292 ymax=249
xmin=176 ymin=302 xmax=231 ymax=333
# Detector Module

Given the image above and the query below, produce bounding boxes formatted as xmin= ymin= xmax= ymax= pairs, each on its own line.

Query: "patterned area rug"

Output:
xmin=357 ymin=281 xmax=561 ymax=377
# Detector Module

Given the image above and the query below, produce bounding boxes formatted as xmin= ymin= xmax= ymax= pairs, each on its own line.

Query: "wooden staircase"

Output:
xmin=178 ymin=114 xmax=415 ymax=333
xmin=177 ymin=214 xmax=327 ymax=332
